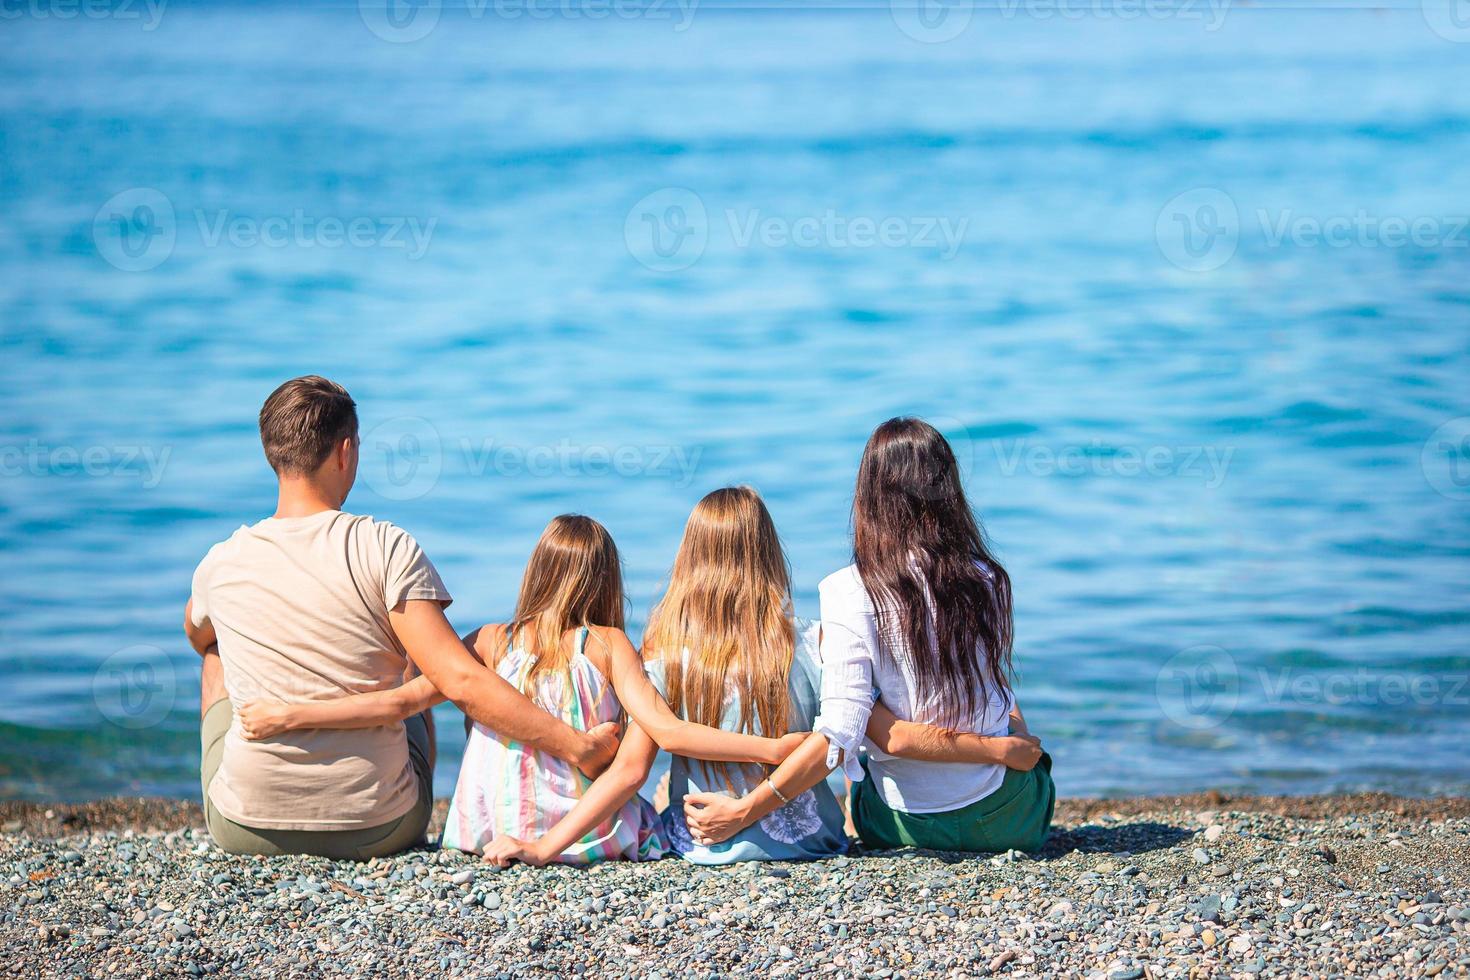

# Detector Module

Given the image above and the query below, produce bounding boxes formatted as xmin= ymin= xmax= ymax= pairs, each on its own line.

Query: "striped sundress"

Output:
xmin=441 ymin=627 xmax=666 ymax=863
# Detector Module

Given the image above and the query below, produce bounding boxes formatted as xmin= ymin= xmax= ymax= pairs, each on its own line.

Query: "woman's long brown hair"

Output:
xmin=508 ymin=514 xmax=625 ymax=682
xmin=644 ymin=486 xmax=796 ymax=789
xmin=852 ymin=417 xmax=1014 ymax=727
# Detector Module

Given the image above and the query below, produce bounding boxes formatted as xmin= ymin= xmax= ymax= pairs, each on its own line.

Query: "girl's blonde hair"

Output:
xmin=644 ymin=486 xmax=796 ymax=788
xmin=509 ymin=514 xmax=625 ymax=681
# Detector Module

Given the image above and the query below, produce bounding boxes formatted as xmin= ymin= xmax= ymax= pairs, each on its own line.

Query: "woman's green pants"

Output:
xmin=851 ymin=753 xmax=1055 ymax=854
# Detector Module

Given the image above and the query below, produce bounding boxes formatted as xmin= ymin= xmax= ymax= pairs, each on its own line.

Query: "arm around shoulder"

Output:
xmin=866 ymin=700 xmax=1042 ymax=770
xmin=390 ymin=601 xmax=617 ymax=777
xmin=600 ymin=627 xmax=793 ymax=766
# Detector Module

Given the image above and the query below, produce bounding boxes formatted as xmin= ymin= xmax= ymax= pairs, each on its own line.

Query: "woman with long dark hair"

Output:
xmin=682 ymin=418 xmax=1055 ymax=854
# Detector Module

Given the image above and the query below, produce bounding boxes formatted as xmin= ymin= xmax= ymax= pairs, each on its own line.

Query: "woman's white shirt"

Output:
xmin=811 ymin=563 xmax=1014 ymax=814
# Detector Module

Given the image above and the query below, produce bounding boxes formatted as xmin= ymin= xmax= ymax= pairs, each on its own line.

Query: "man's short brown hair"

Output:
xmin=259 ymin=376 xmax=358 ymax=475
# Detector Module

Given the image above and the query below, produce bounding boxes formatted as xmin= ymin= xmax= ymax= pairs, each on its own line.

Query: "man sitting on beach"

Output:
xmin=182 ymin=375 xmax=619 ymax=859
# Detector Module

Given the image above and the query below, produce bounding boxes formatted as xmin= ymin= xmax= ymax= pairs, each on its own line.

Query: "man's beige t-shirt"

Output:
xmin=190 ymin=510 xmax=451 ymax=831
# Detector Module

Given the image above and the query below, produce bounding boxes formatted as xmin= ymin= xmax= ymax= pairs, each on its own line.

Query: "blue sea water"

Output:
xmin=2 ymin=5 xmax=1469 ymax=802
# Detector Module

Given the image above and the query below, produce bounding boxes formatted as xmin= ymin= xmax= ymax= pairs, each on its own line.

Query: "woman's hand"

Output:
xmin=482 ymin=836 xmax=549 ymax=868
xmin=237 ymin=700 xmax=294 ymax=741
xmin=683 ymin=791 xmax=754 ymax=846
xmin=998 ymin=733 xmax=1043 ymax=771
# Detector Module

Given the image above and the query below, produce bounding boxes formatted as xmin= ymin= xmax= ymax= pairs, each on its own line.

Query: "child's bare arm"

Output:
xmin=238 ymin=674 xmax=445 ymax=740
xmin=599 ymin=627 xmax=805 ymax=766
xmin=865 ymin=700 xmax=1042 ymax=769
xmin=483 ymin=723 xmax=660 ymax=867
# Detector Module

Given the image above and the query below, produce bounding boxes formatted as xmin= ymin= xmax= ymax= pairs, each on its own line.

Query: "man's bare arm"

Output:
xmin=183 ymin=599 xmax=217 ymax=657
xmin=387 ymin=599 xmax=617 ymax=777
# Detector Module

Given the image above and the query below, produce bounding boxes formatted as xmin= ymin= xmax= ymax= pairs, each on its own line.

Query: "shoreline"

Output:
xmin=5 ymin=791 xmax=1470 ymax=838
xmin=5 ymin=793 xmax=1468 ymax=977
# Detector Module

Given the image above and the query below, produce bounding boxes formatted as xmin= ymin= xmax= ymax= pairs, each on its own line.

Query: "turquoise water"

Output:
xmin=2 ymin=7 xmax=1469 ymax=801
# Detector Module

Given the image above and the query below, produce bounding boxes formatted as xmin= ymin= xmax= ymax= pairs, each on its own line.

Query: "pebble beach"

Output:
xmin=4 ymin=794 xmax=1468 ymax=979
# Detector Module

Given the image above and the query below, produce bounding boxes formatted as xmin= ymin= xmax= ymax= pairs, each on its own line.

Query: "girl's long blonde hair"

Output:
xmin=509 ymin=514 xmax=625 ymax=682
xmin=643 ymin=486 xmax=796 ymax=788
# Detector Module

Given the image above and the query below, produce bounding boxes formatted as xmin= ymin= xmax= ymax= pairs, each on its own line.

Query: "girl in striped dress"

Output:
xmin=441 ymin=621 xmax=662 ymax=862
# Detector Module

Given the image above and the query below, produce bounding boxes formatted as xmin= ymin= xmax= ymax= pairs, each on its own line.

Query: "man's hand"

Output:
xmin=238 ymin=700 xmax=293 ymax=741
xmin=389 ymin=600 xmax=598 ymax=770
xmin=999 ymin=733 xmax=1043 ymax=771
xmin=575 ymin=721 xmax=622 ymax=779
xmin=683 ymin=791 xmax=754 ymax=846
xmin=482 ymin=835 xmax=549 ymax=868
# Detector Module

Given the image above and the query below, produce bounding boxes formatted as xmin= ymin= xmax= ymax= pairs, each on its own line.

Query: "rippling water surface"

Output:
xmin=2 ymin=6 xmax=1468 ymax=801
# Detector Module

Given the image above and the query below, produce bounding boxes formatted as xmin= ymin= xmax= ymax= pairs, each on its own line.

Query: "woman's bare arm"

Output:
xmin=685 ymin=696 xmax=1047 ymax=845
xmin=865 ymin=701 xmax=1041 ymax=769
xmin=683 ymin=730 xmax=834 ymax=844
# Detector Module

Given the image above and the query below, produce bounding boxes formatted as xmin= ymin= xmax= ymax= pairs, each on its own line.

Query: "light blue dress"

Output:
xmin=645 ymin=620 xmax=849 ymax=864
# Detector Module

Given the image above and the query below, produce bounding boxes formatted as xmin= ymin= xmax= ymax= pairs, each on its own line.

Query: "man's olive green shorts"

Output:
xmin=200 ymin=698 xmax=433 ymax=860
